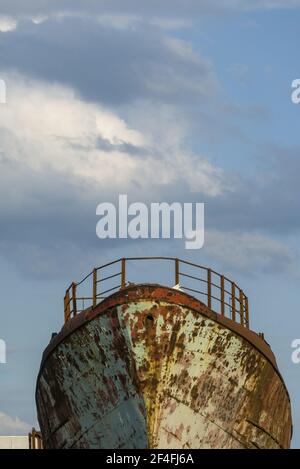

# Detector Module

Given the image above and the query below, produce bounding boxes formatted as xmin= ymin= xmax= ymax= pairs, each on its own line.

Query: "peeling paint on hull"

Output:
xmin=36 ymin=285 xmax=292 ymax=449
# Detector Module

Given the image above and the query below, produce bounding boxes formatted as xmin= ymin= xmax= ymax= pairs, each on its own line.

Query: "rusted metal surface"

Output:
xmin=28 ymin=428 xmax=43 ymax=449
xmin=36 ymin=285 xmax=292 ymax=449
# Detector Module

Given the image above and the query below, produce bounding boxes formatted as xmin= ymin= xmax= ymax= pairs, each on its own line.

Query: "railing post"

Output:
xmin=29 ymin=429 xmax=43 ymax=450
xmin=207 ymin=268 xmax=211 ymax=310
xmin=239 ymin=289 xmax=244 ymax=326
xmin=220 ymin=275 xmax=225 ymax=316
xmin=245 ymin=295 xmax=249 ymax=328
xmin=121 ymin=258 xmax=126 ymax=288
xmin=93 ymin=268 xmax=97 ymax=308
xmin=64 ymin=290 xmax=70 ymax=323
xmin=72 ymin=282 xmax=77 ymax=317
xmin=32 ymin=428 xmax=36 ymax=450
xmin=175 ymin=258 xmax=180 ymax=285
xmin=62 ymin=259 xmax=250 ymax=328
xmin=231 ymin=282 xmax=236 ymax=322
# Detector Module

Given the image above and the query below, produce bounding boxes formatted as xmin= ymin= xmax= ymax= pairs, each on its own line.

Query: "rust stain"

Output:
xmin=36 ymin=284 xmax=292 ymax=449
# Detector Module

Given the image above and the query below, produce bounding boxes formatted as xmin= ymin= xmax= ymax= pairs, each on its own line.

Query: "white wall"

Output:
xmin=0 ymin=436 xmax=29 ymax=449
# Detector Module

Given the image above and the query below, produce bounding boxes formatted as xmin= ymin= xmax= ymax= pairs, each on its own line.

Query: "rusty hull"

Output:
xmin=36 ymin=284 xmax=292 ymax=449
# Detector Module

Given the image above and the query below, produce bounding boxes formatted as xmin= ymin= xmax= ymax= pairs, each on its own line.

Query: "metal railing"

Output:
xmin=28 ymin=428 xmax=43 ymax=449
xmin=64 ymin=257 xmax=249 ymax=328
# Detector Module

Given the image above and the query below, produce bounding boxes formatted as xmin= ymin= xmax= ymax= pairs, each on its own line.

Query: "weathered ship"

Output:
xmin=36 ymin=257 xmax=292 ymax=449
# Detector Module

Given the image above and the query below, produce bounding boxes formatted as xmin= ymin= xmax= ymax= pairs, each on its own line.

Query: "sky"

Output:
xmin=0 ymin=0 xmax=299 ymax=447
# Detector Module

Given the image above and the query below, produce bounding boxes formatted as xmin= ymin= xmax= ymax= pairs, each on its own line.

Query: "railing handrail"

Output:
xmin=64 ymin=257 xmax=250 ymax=328
xmin=93 ymin=257 xmax=240 ymax=286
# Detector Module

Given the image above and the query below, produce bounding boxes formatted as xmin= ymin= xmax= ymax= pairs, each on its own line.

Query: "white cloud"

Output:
xmin=164 ymin=37 xmax=200 ymax=62
xmin=0 ymin=74 xmax=226 ymax=198
xmin=0 ymin=16 xmax=17 ymax=33
xmin=95 ymin=14 xmax=141 ymax=30
xmin=205 ymin=230 xmax=295 ymax=274
xmin=2 ymin=0 xmax=300 ymax=34
xmin=31 ymin=15 xmax=48 ymax=25
xmin=150 ymin=17 xmax=192 ymax=30
xmin=0 ymin=411 xmax=31 ymax=435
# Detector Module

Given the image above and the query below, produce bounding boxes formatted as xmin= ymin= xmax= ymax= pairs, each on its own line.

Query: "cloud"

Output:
xmin=0 ymin=12 xmax=298 ymax=281
xmin=0 ymin=411 xmax=31 ymax=435
xmin=0 ymin=73 xmax=298 ymax=279
xmin=0 ymin=1 xmax=299 ymax=451
xmin=0 ymin=1 xmax=300 ymax=19
xmin=0 ymin=12 xmax=257 ymax=163
xmin=0 ymin=16 xmax=219 ymax=109
xmin=0 ymin=74 xmax=225 ymax=194
xmin=0 ymin=16 xmax=17 ymax=32
xmin=243 ymin=0 xmax=300 ymax=9
xmin=205 ymin=230 xmax=295 ymax=275
xmin=0 ymin=74 xmax=228 ymax=277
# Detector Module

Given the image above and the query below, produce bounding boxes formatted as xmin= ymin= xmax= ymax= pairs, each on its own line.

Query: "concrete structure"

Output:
xmin=0 ymin=436 xmax=29 ymax=449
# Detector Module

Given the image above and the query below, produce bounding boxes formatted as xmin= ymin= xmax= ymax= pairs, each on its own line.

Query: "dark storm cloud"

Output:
xmin=0 ymin=9 xmax=298 ymax=279
xmin=0 ymin=17 xmax=217 ymax=107
xmin=57 ymin=136 xmax=148 ymax=156
xmin=0 ymin=141 xmax=299 ymax=280
xmin=207 ymin=144 xmax=300 ymax=234
xmin=95 ymin=138 xmax=148 ymax=156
